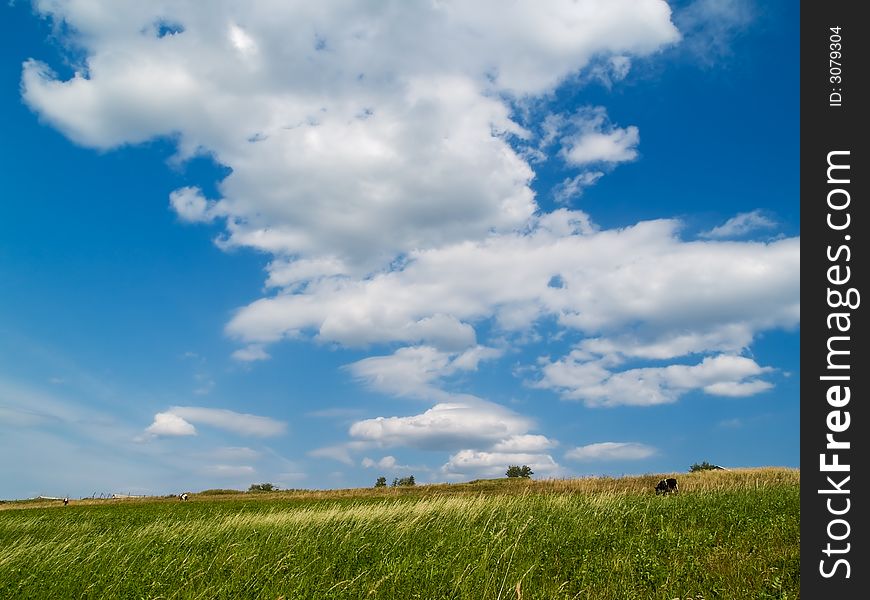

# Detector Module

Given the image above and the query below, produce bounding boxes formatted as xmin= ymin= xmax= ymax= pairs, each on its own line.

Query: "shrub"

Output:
xmin=374 ymin=477 xmax=387 ymax=488
xmin=248 ymin=483 xmax=278 ymax=492
xmin=689 ymin=461 xmax=719 ymax=472
xmin=506 ymin=465 xmax=533 ymax=478
xmin=391 ymin=476 xmax=416 ymax=487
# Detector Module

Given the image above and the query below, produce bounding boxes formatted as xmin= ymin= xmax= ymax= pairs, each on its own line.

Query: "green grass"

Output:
xmin=0 ymin=468 xmax=799 ymax=599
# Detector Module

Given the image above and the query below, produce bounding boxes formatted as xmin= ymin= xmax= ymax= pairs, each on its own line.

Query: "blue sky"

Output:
xmin=0 ymin=0 xmax=798 ymax=499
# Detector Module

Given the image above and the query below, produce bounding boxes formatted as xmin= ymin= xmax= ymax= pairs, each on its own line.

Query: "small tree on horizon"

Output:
xmin=248 ymin=482 xmax=277 ymax=492
xmin=689 ymin=461 xmax=718 ymax=472
xmin=506 ymin=465 xmax=533 ymax=478
xmin=374 ymin=476 xmax=387 ymax=488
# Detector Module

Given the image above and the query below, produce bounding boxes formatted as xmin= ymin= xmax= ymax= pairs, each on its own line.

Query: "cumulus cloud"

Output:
xmin=227 ymin=216 xmax=798 ymax=356
xmin=360 ymin=455 xmax=421 ymax=472
xmin=361 ymin=455 xmax=397 ymax=470
xmin=700 ymin=209 xmax=778 ymax=239
xmin=536 ymin=353 xmax=774 ymax=407
xmin=346 ymin=345 xmax=502 ymax=399
xmin=144 ymin=412 xmax=197 ymax=437
xmin=349 ymin=398 xmax=535 ymax=451
xmin=491 ymin=435 xmax=556 ymax=453
xmin=169 ymin=186 xmax=216 ymax=223
xmin=559 ymin=107 xmax=640 ymax=166
xmin=231 ymin=344 xmax=271 ymax=362
xmin=22 ymin=0 xmax=679 ymax=273
xmin=565 ymin=442 xmax=656 ymax=461
xmin=145 ymin=406 xmax=286 ymax=438
xmin=441 ymin=450 xmax=562 ymax=479
xmin=305 ymin=397 xmax=559 ymax=470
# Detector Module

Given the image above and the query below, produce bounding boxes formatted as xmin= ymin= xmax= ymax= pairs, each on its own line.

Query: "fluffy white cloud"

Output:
xmin=565 ymin=442 xmax=656 ymax=461
xmin=169 ymin=186 xmax=216 ymax=223
xmin=349 ymin=398 xmax=534 ymax=451
xmin=360 ymin=455 xmax=422 ymax=472
xmin=231 ymin=344 xmax=271 ymax=362
xmin=700 ymin=209 xmax=778 ymax=239
xmin=559 ymin=107 xmax=640 ymax=166
xmin=361 ymin=456 xmax=397 ymax=470
xmin=144 ymin=412 xmax=197 ymax=437
xmin=146 ymin=406 xmax=286 ymax=437
xmin=347 ymin=345 xmax=502 ymax=399
xmin=227 ymin=215 xmax=798 ymax=358
xmin=441 ymin=450 xmax=562 ymax=479
xmin=491 ymin=435 xmax=556 ymax=453
xmin=536 ymin=354 xmax=774 ymax=407
xmin=22 ymin=0 xmax=679 ymax=273
xmin=574 ymin=324 xmax=756 ymax=362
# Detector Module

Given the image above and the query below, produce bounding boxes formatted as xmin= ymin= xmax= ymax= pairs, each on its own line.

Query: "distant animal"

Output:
xmin=180 ymin=493 xmax=189 ymax=501
xmin=655 ymin=478 xmax=678 ymax=495
xmin=63 ymin=497 xmax=69 ymax=506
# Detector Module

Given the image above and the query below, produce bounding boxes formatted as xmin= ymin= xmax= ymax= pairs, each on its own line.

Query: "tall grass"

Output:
xmin=0 ymin=468 xmax=799 ymax=599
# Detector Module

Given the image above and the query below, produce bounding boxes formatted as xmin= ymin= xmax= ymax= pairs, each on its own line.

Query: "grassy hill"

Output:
xmin=0 ymin=468 xmax=799 ymax=599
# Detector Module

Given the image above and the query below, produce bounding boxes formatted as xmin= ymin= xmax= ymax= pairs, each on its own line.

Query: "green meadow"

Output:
xmin=0 ymin=468 xmax=799 ymax=599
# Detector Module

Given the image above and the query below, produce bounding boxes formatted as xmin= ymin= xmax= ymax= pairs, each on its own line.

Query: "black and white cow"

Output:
xmin=655 ymin=478 xmax=678 ymax=495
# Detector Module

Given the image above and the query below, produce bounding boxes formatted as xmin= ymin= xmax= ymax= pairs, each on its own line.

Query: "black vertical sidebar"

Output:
xmin=801 ymin=1 xmax=867 ymax=597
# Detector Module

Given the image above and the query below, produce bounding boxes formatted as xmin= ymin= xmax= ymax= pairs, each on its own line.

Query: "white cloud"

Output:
xmin=359 ymin=455 xmax=421 ymax=472
xmin=565 ymin=442 xmax=656 ymax=461
xmin=349 ymin=398 xmax=533 ymax=451
xmin=553 ymin=171 xmax=605 ymax=203
xmin=231 ymin=344 xmax=271 ymax=362
xmin=560 ymin=107 xmax=640 ymax=166
xmin=536 ymin=353 xmax=774 ymax=407
xmin=674 ymin=0 xmax=754 ymax=64
xmin=700 ymin=209 xmax=778 ymax=239
xmin=575 ymin=324 xmax=756 ymax=362
xmin=169 ymin=186 xmax=216 ymax=223
xmin=145 ymin=412 xmax=197 ymax=437
xmin=145 ymin=406 xmax=286 ymax=437
xmin=228 ymin=23 xmax=257 ymax=56
xmin=22 ymin=0 xmax=679 ymax=275
xmin=346 ymin=345 xmax=502 ymax=399
xmin=227 ymin=216 xmax=799 ymax=358
xmin=441 ymin=450 xmax=562 ymax=479
xmin=361 ymin=455 xmax=397 ymax=469
xmin=491 ymin=435 xmax=556 ymax=453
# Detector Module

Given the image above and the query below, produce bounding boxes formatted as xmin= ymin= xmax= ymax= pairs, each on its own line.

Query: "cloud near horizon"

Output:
xmin=565 ymin=442 xmax=657 ymax=461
